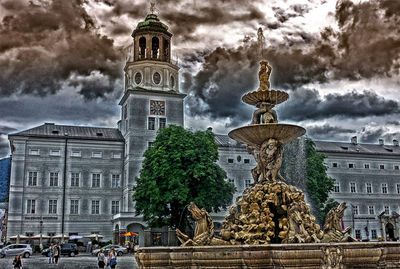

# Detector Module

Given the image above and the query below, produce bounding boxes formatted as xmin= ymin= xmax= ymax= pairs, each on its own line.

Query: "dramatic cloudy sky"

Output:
xmin=0 ymin=0 xmax=399 ymax=158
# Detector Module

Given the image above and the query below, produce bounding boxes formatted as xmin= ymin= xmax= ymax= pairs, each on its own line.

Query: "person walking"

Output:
xmin=49 ymin=243 xmax=55 ymax=264
xmin=108 ymin=248 xmax=117 ymax=268
xmin=97 ymin=248 xmax=106 ymax=268
xmin=12 ymin=254 xmax=22 ymax=269
xmin=54 ymin=243 xmax=61 ymax=264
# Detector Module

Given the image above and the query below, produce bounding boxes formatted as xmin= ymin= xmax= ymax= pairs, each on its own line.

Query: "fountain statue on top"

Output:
xmin=176 ymin=61 xmax=354 ymax=246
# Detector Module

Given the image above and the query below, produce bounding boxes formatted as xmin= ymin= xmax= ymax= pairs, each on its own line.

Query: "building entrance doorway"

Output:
xmin=386 ymin=223 xmax=395 ymax=241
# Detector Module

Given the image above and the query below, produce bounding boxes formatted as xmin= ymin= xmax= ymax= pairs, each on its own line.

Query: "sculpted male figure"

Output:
xmin=258 ymin=61 xmax=272 ymax=91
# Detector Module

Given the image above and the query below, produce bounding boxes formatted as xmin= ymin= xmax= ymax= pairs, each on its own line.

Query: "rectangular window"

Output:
xmin=245 ymin=179 xmax=251 ymax=188
xmin=112 ymin=152 xmax=121 ymax=159
xmin=50 ymin=149 xmax=61 ymax=156
xmin=71 ymin=173 xmax=80 ymax=187
xmin=353 ymin=205 xmax=358 ymax=215
xmin=366 ymin=183 xmax=372 ymax=194
xmin=26 ymin=200 xmax=36 ymax=214
xmin=397 ymin=184 xmax=400 ymax=194
xmin=70 ymin=200 xmax=79 ymax=214
xmin=112 ymin=201 xmax=120 ymax=215
xmin=368 ymin=205 xmax=375 ymax=215
xmin=92 ymin=152 xmax=102 ymax=158
xmin=29 ymin=149 xmax=40 ymax=156
xmin=50 ymin=172 xmax=58 ymax=187
xmin=380 ymin=164 xmax=385 ymax=169
xmin=384 ymin=205 xmax=390 ymax=214
xmin=364 ymin=164 xmax=370 ymax=169
xmin=92 ymin=173 xmax=101 ymax=188
xmin=355 ymin=229 xmax=361 ymax=240
xmin=382 ymin=183 xmax=388 ymax=194
xmin=28 ymin=172 xmax=38 ymax=186
xmin=148 ymin=141 xmax=154 ymax=148
xmin=111 ymin=174 xmax=120 ymax=188
xmin=159 ymin=118 xmax=166 ymax=129
xmin=371 ymin=230 xmax=377 ymax=239
xmin=350 ymin=182 xmax=356 ymax=193
xmin=228 ymin=178 xmax=234 ymax=185
xmin=71 ymin=151 xmax=81 ymax=157
xmin=148 ymin=117 xmax=155 ymax=130
xmin=348 ymin=163 xmax=354 ymax=168
xmin=228 ymin=158 xmax=234 ymax=163
xmin=48 ymin=200 xmax=57 ymax=214
xmin=244 ymin=159 xmax=250 ymax=164
xmin=91 ymin=200 xmax=100 ymax=215
xmin=394 ymin=165 xmax=399 ymax=170
xmin=332 ymin=163 xmax=338 ymax=168
xmin=334 ymin=183 xmax=340 ymax=193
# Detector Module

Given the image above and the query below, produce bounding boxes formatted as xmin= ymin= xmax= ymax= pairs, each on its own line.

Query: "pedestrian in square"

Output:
xmin=108 ymin=248 xmax=117 ymax=268
xmin=13 ymin=254 xmax=22 ymax=269
xmin=54 ymin=243 xmax=61 ymax=264
xmin=49 ymin=243 xmax=55 ymax=264
xmin=97 ymin=249 xmax=106 ymax=268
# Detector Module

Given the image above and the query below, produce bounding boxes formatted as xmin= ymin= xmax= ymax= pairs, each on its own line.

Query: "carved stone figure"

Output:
xmin=251 ymin=102 xmax=278 ymax=124
xmin=322 ymin=203 xmax=355 ymax=243
xmin=176 ymin=202 xmax=229 ymax=246
xmin=322 ymin=246 xmax=343 ymax=269
xmin=252 ymin=138 xmax=284 ymax=183
xmin=258 ymin=61 xmax=272 ymax=91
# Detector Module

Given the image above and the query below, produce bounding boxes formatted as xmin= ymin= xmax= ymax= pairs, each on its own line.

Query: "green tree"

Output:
xmin=133 ymin=125 xmax=235 ymax=231
xmin=306 ymin=138 xmax=336 ymax=223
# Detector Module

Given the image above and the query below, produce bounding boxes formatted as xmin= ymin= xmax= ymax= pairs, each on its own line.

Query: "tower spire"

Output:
xmin=150 ymin=1 xmax=157 ymax=14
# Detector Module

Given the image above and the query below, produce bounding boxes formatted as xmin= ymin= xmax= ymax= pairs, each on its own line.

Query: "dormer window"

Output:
xmin=96 ymin=132 xmax=103 ymax=137
xmin=52 ymin=130 xmax=59 ymax=134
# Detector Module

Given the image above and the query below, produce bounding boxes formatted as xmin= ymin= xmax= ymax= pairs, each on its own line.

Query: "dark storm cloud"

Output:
xmin=0 ymin=0 xmax=122 ymax=99
xmin=279 ymin=89 xmax=400 ymax=121
xmin=307 ymin=124 xmax=354 ymax=138
xmin=0 ymin=126 xmax=17 ymax=135
xmin=358 ymin=126 xmax=399 ymax=144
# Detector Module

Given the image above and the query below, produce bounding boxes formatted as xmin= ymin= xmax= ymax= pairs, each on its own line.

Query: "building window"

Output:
xmin=48 ymin=200 xmax=57 ymax=214
xmin=50 ymin=149 xmax=61 ymax=156
xmin=380 ymin=164 xmax=385 ymax=169
xmin=148 ymin=117 xmax=155 ymax=130
xmin=112 ymin=174 xmax=120 ymax=188
xmin=112 ymin=152 xmax=121 ymax=159
xmin=29 ymin=149 xmax=40 ymax=156
xmin=368 ymin=205 xmax=375 ymax=215
xmin=397 ymin=184 xmax=400 ymax=194
xmin=364 ymin=164 xmax=370 ymax=169
xmin=333 ymin=183 xmax=340 ymax=193
xmin=92 ymin=152 xmax=102 ymax=158
xmin=366 ymin=183 xmax=372 ymax=194
xmin=384 ymin=205 xmax=390 ymax=214
xmin=148 ymin=141 xmax=154 ymax=148
xmin=159 ymin=118 xmax=166 ymax=129
xmin=50 ymin=172 xmax=58 ymax=187
xmin=348 ymin=163 xmax=354 ymax=168
xmin=382 ymin=183 xmax=388 ymax=194
xmin=394 ymin=165 xmax=399 ymax=170
xmin=28 ymin=172 xmax=38 ymax=186
xmin=244 ymin=159 xmax=250 ymax=164
xmin=71 ymin=173 xmax=80 ymax=187
xmin=244 ymin=179 xmax=251 ymax=188
xmin=26 ymin=200 xmax=36 ymax=214
xmin=371 ymin=230 xmax=377 ymax=240
xmin=228 ymin=178 xmax=234 ymax=185
xmin=355 ymin=229 xmax=361 ymax=240
xmin=350 ymin=182 xmax=356 ymax=193
xmin=353 ymin=205 xmax=358 ymax=215
xmin=70 ymin=200 xmax=79 ymax=214
xmin=332 ymin=163 xmax=338 ymax=168
xmin=112 ymin=201 xmax=120 ymax=214
xmin=228 ymin=158 xmax=234 ymax=163
xmin=91 ymin=200 xmax=100 ymax=214
xmin=92 ymin=173 xmax=101 ymax=188
xmin=71 ymin=151 xmax=81 ymax=157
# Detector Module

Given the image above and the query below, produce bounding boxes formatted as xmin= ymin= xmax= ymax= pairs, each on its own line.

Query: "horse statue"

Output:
xmin=322 ymin=202 xmax=355 ymax=242
xmin=176 ymin=202 xmax=229 ymax=246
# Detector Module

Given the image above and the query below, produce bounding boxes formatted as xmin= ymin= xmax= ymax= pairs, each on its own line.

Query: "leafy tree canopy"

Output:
xmin=306 ymin=138 xmax=337 ymax=223
xmin=133 ymin=125 xmax=235 ymax=230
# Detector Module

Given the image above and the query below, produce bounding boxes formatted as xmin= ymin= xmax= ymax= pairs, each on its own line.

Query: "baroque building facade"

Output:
xmin=6 ymin=12 xmax=400 ymax=246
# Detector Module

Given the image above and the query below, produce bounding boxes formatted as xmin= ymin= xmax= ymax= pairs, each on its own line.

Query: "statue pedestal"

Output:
xmin=135 ymin=242 xmax=400 ymax=268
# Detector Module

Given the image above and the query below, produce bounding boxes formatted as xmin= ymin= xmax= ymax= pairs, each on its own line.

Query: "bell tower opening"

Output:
xmin=139 ymin=37 xmax=146 ymax=59
xmin=163 ymin=39 xmax=169 ymax=62
xmin=152 ymin=37 xmax=159 ymax=59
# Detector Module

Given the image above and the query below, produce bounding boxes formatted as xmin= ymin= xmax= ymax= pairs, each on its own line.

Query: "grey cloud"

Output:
xmin=0 ymin=135 xmax=10 ymax=158
xmin=306 ymin=124 xmax=355 ymax=141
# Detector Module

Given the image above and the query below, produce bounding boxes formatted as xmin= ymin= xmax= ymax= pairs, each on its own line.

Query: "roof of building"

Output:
xmin=315 ymin=140 xmax=400 ymax=156
xmin=9 ymin=123 xmax=124 ymax=142
xmin=132 ymin=13 xmax=171 ymax=37
xmin=214 ymin=134 xmax=246 ymax=148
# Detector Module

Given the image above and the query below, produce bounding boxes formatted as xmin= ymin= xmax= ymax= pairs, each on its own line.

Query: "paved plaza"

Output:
xmin=0 ymin=253 xmax=138 ymax=269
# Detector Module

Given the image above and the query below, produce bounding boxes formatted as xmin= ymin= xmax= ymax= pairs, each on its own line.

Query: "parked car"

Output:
xmin=92 ymin=245 xmax=127 ymax=256
xmin=0 ymin=244 xmax=32 ymax=258
xmin=41 ymin=243 xmax=79 ymax=257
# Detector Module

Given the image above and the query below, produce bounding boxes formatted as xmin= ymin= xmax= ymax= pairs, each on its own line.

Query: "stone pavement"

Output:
xmin=0 ymin=253 xmax=138 ymax=269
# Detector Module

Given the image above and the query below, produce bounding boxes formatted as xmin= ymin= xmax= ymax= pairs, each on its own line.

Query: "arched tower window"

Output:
xmin=139 ymin=37 xmax=146 ymax=59
xmin=163 ymin=39 xmax=169 ymax=62
xmin=152 ymin=37 xmax=159 ymax=59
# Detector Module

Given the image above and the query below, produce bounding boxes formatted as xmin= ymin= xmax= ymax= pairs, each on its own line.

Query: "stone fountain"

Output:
xmin=135 ymin=61 xmax=400 ymax=268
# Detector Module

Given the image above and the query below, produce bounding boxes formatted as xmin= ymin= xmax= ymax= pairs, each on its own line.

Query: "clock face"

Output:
xmin=150 ymin=100 xmax=165 ymax=116
xmin=153 ymin=72 xmax=161 ymax=85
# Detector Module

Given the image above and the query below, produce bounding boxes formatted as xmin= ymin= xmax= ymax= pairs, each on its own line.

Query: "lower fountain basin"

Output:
xmin=228 ymin=123 xmax=306 ymax=146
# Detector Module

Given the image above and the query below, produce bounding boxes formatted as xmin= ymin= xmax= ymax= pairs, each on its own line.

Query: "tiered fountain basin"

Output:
xmin=242 ymin=90 xmax=289 ymax=107
xmin=135 ymin=242 xmax=400 ymax=268
xmin=228 ymin=123 xmax=306 ymax=146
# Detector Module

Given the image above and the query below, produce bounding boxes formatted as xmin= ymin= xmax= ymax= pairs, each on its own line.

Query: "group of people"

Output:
xmin=48 ymin=243 xmax=61 ymax=264
xmin=97 ymin=248 xmax=118 ymax=268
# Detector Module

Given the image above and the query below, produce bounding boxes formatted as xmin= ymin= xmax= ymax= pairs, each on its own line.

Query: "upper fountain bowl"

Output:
xmin=228 ymin=123 xmax=306 ymax=146
xmin=242 ymin=90 xmax=289 ymax=107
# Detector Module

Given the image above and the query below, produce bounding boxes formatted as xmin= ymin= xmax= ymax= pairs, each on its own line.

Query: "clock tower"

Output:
xmin=118 ymin=10 xmax=185 ymax=217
